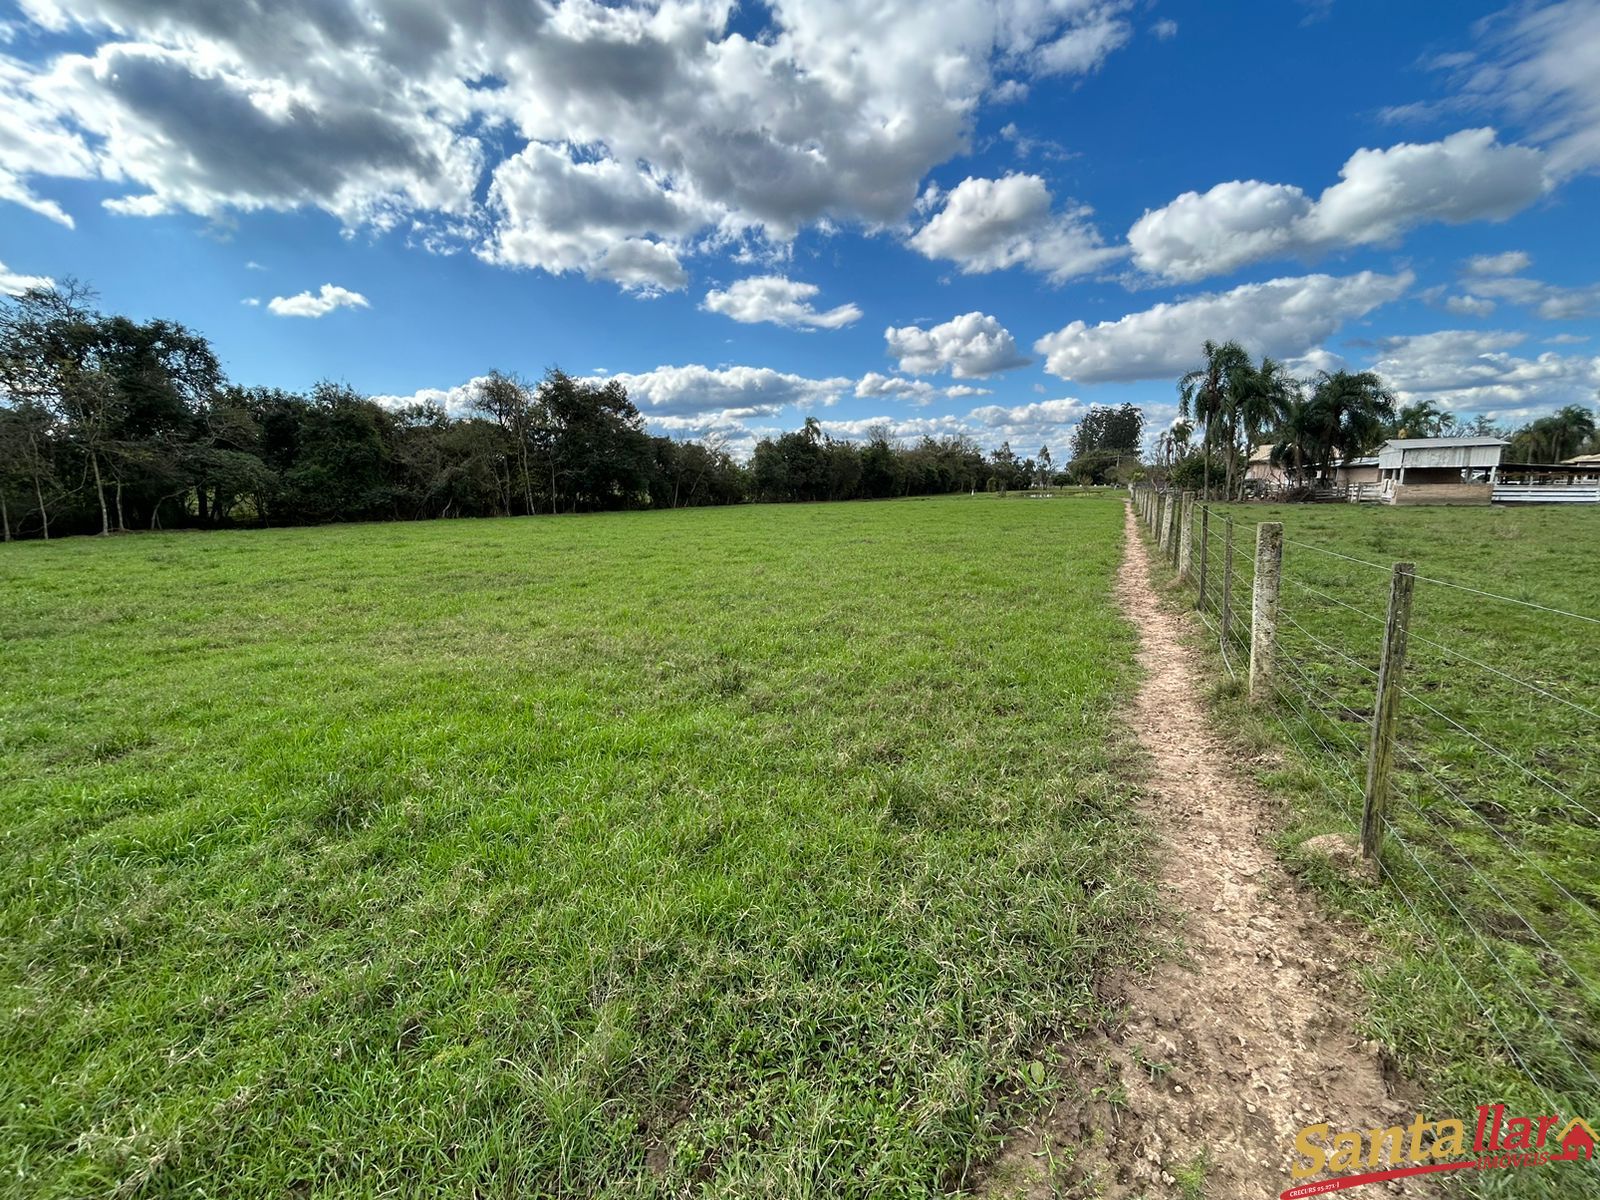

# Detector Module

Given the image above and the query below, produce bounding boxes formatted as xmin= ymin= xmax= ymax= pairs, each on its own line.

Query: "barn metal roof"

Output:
xmin=1380 ymin=436 xmax=1509 ymax=448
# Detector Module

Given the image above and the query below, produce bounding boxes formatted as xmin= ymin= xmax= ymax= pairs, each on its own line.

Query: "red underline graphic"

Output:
xmin=1280 ymin=1159 xmax=1481 ymax=1198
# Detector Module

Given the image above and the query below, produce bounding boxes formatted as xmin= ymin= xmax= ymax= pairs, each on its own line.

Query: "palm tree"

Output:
xmin=1509 ymin=406 xmax=1594 ymax=462
xmin=1307 ymin=370 xmax=1396 ymax=479
xmin=1232 ymin=356 xmax=1296 ymax=498
xmin=1169 ymin=418 xmax=1193 ymax=468
xmin=1545 ymin=405 xmax=1596 ymax=460
xmin=1178 ymin=340 xmax=1249 ymax=501
xmin=1269 ymin=394 xmax=1327 ymax=486
xmin=1394 ymin=399 xmax=1452 ymax=439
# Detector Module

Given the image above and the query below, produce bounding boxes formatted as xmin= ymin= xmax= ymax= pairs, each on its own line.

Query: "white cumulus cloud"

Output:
xmin=266 ymin=283 xmax=370 ymax=318
xmin=703 ymin=275 xmax=861 ymax=329
xmin=854 ymin=372 xmax=938 ymax=403
xmin=967 ymin=396 xmax=1084 ymax=432
xmin=908 ymin=173 xmax=1124 ymax=281
xmin=372 ymin=375 xmax=493 ymax=417
xmin=1438 ymin=0 xmax=1600 ymax=180
xmin=0 ymin=0 xmax=1143 ymax=289
xmin=1034 ymin=270 xmax=1413 ymax=383
xmin=1128 ymin=129 xmax=1547 ymax=281
xmin=0 ymin=259 xmax=52 ymax=294
xmin=1466 ymin=274 xmax=1600 ymax=321
xmin=1368 ymin=328 xmax=1600 ymax=419
xmin=1463 ymin=250 xmax=1532 ymax=276
xmin=884 ymin=311 xmax=1031 ymax=377
xmin=604 ymin=363 xmax=852 ymax=418
xmin=1444 ymin=294 xmax=1496 ymax=317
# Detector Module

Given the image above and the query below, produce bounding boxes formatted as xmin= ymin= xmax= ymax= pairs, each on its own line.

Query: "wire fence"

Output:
xmin=1129 ymin=484 xmax=1600 ymax=1139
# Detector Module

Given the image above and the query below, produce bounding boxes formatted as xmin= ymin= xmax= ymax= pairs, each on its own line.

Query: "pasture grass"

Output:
xmin=1172 ymin=500 xmax=1600 ymax=1199
xmin=0 ymin=494 xmax=1154 ymax=1198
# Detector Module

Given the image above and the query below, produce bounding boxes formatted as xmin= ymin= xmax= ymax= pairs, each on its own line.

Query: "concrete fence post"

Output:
xmin=1248 ymin=521 xmax=1284 ymax=703
xmin=1361 ymin=562 xmax=1417 ymax=860
xmin=1196 ymin=504 xmax=1210 ymax=610
xmin=1165 ymin=492 xmax=1179 ymax=562
xmin=1178 ymin=491 xmax=1195 ymax=582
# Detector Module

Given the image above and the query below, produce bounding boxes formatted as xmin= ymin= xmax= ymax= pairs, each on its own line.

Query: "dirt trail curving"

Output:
xmin=980 ymin=502 xmax=1435 ymax=1199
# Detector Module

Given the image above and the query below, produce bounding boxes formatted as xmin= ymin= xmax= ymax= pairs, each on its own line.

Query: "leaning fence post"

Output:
xmin=1220 ymin=516 xmax=1234 ymax=642
xmin=1178 ymin=491 xmax=1195 ymax=581
xmin=1361 ymin=562 xmax=1417 ymax=860
xmin=1247 ymin=522 xmax=1283 ymax=703
xmin=1196 ymin=504 xmax=1210 ymax=610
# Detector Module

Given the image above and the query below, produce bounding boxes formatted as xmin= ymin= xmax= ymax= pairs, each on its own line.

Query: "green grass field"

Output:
xmin=0 ymin=496 xmax=1156 ymax=1199
xmin=1174 ymin=500 xmax=1600 ymax=1199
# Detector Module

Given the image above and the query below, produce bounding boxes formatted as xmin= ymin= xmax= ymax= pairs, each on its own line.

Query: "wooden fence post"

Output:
xmin=1248 ymin=521 xmax=1283 ymax=703
xmin=1196 ymin=504 xmax=1210 ymax=610
xmin=1220 ymin=516 xmax=1234 ymax=642
xmin=1361 ymin=562 xmax=1416 ymax=860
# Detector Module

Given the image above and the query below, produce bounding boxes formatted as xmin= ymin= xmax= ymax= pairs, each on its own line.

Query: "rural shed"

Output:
xmin=1376 ymin=436 xmax=1507 ymax=506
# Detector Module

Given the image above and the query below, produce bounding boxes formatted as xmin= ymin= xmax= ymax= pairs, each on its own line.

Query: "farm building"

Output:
xmin=1245 ymin=444 xmax=1378 ymax=497
xmin=1335 ymin=455 xmax=1379 ymax=490
xmin=1245 ymin=444 xmax=1287 ymax=491
xmin=1494 ymin=452 xmax=1600 ymax=503
xmin=1375 ymin=436 xmax=1506 ymax=506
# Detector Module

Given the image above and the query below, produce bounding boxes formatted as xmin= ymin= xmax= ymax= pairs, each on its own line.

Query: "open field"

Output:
xmin=1181 ymin=501 xmax=1600 ymax=1197
xmin=0 ymin=495 xmax=1154 ymax=1198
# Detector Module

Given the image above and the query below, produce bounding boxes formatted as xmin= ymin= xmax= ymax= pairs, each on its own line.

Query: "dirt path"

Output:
xmin=980 ymin=503 xmax=1433 ymax=1199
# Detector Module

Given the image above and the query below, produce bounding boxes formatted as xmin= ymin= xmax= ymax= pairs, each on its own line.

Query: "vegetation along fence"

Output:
xmin=1129 ymin=483 xmax=1600 ymax=1136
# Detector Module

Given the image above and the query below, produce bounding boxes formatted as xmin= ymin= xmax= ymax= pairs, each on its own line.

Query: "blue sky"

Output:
xmin=2 ymin=0 xmax=1598 ymax=456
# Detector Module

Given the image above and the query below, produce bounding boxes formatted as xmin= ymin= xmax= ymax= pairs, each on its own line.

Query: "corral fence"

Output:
xmin=1128 ymin=483 xmax=1600 ymax=1123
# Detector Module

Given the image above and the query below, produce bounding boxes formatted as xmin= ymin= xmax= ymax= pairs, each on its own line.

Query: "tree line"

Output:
xmin=0 ymin=284 xmax=1131 ymax=541
xmin=0 ymin=287 xmax=743 ymax=540
xmin=1158 ymin=339 xmax=1600 ymax=498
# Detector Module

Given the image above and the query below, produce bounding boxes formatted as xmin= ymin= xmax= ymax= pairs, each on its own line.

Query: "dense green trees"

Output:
xmin=749 ymin=418 xmax=990 ymax=502
xmin=1066 ymin=402 xmax=1144 ymax=484
xmin=0 ymin=284 xmax=1036 ymax=541
xmin=0 ymin=284 xmax=746 ymax=539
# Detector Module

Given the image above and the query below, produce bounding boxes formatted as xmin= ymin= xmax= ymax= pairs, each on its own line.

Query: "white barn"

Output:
xmin=1375 ymin=436 xmax=1506 ymax=506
